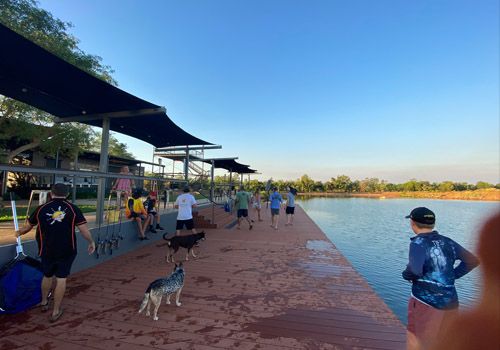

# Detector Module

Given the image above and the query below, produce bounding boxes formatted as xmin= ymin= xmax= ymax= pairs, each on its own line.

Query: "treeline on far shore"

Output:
xmin=220 ymin=175 xmax=500 ymax=201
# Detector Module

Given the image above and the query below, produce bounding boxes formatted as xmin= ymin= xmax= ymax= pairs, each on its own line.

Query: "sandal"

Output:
xmin=49 ymin=309 xmax=63 ymax=323
xmin=36 ymin=301 xmax=49 ymax=312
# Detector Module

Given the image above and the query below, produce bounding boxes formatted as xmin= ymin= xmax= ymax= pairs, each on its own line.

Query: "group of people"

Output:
xmin=234 ymin=186 xmax=297 ymax=230
xmin=111 ymin=166 xmax=198 ymax=240
xmin=12 ymin=179 xmax=495 ymax=350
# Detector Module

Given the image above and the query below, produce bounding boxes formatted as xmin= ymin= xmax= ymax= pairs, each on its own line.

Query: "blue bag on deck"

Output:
xmin=0 ymin=256 xmax=43 ymax=314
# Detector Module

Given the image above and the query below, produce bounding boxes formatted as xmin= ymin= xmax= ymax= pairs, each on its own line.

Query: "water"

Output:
xmin=298 ymin=197 xmax=499 ymax=324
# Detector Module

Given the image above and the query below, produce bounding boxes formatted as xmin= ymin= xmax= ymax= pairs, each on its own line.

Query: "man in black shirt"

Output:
xmin=15 ymin=183 xmax=95 ymax=322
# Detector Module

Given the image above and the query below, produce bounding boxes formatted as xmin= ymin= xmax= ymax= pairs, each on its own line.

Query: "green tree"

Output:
xmin=438 ymin=181 xmax=455 ymax=192
xmin=90 ymin=132 xmax=133 ymax=159
xmin=0 ymin=0 xmax=116 ymax=162
xmin=476 ymin=181 xmax=493 ymax=189
xmin=296 ymin=174 xmax=315 ymax=193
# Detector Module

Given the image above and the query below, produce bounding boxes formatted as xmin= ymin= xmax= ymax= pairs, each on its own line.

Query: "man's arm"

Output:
xmin=76 ymin=223 xmax=95 ymax=255
xmin=402 ymin=242 xmax=426 ymax=281
xmin=454 ymin=242 xmax=480 ymax=279
xmin=15 ymin=222 xmax=34 ymax=237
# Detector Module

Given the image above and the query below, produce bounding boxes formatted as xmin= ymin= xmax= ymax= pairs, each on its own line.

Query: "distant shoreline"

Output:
xmin=298 ymin=189 xmax=500 ymax=202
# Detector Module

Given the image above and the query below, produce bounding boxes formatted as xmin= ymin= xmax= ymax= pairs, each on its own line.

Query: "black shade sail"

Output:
xmin=206 ymin=158 xmax=256 ymax=174
xmin=0 ymin=23 xmax=211 ymax=147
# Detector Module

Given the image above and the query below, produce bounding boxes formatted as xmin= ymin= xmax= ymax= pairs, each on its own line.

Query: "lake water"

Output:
xmin=298 ymin=197 xmax=499 ymax=324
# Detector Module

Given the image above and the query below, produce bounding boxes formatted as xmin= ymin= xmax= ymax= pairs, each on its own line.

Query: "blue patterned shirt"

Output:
xmin=402 ymin=231 xmax=479 ymax=309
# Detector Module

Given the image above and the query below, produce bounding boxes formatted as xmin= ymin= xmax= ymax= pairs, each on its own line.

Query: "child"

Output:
xmin=252 ymin=189 xmax=263 ymax=222
xmin=125 ymin=188 xmax=151 ymax=240
xmin=285 ymin=186 xmax=297 ymax=226
xmin=143 ymin=191 xmax=164 ymax=233
xmin=112 ymin=166 xmax=134 ymax=199
xmin=269 ymin=187 xmax=282 ymax=230
xmin=402 ymin=207 xmax=479 ymax=349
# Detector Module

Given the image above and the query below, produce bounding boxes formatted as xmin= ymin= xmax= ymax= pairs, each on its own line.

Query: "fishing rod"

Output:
xmin=95 ymin=209 xmax=103 ymax=259
xmin=103 ymin=191 xmax=113 ymax=255
xmin=116 ymin=192 xmax=124 ymax=245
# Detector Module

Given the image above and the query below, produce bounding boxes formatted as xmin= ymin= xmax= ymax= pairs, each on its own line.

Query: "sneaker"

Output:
xmin=249 ymin=225 xmax=253 ymax=230
xmin=156 ymin=225 xmax=164 ymax=230
xmin=150 ymin=227 xmax=157 ymax=233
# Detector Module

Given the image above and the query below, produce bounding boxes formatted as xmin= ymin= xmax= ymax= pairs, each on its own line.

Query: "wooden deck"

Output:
xmin=0 ymin=205 xmax=406 ymax=349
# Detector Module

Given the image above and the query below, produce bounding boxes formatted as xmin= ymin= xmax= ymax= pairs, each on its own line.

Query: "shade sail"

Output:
xmin=203 ymin=158 xmax=256 ymax=174
xmin=155 ymin=152 xmax=257 ymax=174
xmin=0 ymin=23 xmax=211 ymax=147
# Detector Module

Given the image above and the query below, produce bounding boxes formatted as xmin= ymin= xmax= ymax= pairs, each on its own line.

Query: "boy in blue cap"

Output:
xmin=402 ymin=207 xmax=479 ymax=350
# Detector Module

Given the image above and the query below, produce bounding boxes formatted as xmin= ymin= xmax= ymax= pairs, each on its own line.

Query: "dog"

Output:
xmin=162 ymin=231 xmax=206 ymax=263
xmin=138 ymin=263 xmax=185 ymax=321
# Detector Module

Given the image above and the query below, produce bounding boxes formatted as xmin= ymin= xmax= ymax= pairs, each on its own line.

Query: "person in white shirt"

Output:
xmin=174 ymin=186 xmax=198 ymax=236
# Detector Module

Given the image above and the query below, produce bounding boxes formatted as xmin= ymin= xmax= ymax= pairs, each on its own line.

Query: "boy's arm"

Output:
xmin=453 ymin=242 xmax=480 ymax=279
xmin=402 ymin=242 xmax=425 ymax=281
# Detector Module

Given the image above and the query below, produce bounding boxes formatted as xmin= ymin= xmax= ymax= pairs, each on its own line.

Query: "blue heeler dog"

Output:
xmin=138 ymin=263 xmax=185 ymax=321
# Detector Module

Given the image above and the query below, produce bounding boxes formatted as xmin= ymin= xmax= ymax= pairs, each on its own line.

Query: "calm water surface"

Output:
xmin=298 ymin=197 xmax=499 ymax=324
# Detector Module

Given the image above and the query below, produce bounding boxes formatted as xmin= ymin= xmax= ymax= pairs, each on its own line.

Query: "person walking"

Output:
xmin=269 ymin=187 xmax=282 ymax=230
xmin=285 ymin=187 xmax=296 ymax=226
xmin=252 ymin=189 xmax=263 ymax=222
xmin=235 ymin=186 xmax=253 ymax=230
xmin=14 ymin=183 xmax=95 ymax=322
xmin=174 ymin=186 xmax=197 ymax=236
xmin=402 ymin=207 xmax=479 ymax=350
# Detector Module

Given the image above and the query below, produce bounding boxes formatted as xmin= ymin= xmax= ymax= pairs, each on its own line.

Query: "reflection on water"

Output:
xmin=299 ymin=196 xmax=499 ymax=324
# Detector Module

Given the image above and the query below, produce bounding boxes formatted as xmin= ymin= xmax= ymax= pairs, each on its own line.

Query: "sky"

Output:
xmin=39 ymin=0 xmax=499 ymax=183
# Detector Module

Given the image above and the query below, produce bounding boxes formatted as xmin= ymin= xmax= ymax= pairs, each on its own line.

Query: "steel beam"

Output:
xmin=54 ymin=107 xmax=166 ymax=123
xmin=0 ymin=164 xmax=183 ymax=182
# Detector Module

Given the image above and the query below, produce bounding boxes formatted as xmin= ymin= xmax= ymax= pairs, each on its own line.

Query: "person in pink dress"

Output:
xmin=112 ymin=166 xmax=134 ymax=200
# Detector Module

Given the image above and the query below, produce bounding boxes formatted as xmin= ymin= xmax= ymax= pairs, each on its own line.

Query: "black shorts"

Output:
xmin=128 ymin=212 xmax=146 ymax=219
xmin=286 ymin=206 xmax=295 ymax=215
xmin=41 ymin=254 xmax=76 ymax=278
xmin=176 ymin=219 xmax=194 ymax=230
xmin=237 ymin=209 xmax=248 ymax=218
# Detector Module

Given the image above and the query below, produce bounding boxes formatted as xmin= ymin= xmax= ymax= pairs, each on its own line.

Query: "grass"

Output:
xmin=0 ymin=205 xmax=97 ymax=222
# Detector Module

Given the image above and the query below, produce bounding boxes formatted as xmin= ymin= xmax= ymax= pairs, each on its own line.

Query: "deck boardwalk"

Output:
xmin=0 ymin=205 xmax=406 ymax=350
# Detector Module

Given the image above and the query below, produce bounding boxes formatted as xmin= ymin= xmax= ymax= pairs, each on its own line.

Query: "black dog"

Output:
xmin=162 ymin=232 xmax=206 ymax=262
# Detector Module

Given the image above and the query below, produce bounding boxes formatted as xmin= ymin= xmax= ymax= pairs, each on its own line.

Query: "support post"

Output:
xmin=184 ymin=146 xmax=189 ymax=181
xmin=95 ymin=117 xmax=110 ymax=227
xmin=72 ymin=153 xmax=78 ymax=203
xmin=210 ymin=160 xmax=215 ymax=224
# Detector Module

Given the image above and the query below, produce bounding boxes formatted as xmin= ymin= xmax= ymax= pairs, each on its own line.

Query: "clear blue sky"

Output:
xmin=39 ymin=0 xmax=499 ymax=183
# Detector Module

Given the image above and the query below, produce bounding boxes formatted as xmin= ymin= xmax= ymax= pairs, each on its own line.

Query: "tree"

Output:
xmin=296 ymin=174 xmax=315 ymax=193
xmin=476 ymin=181 xmax=493 ymax=190
xmin=0 ymin=0 xmax=116 ymax=162
xmin=438 ymin=181 xmax=455 ymax=192
xmin=90 ymin=132 xmax=133 ymax=159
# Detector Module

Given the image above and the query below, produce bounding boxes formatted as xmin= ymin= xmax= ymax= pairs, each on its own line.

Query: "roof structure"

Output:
xmin=155 ymin=152 xmax=257 ymax=174
xmin=0 ymin=23 xmax=211 ymax=147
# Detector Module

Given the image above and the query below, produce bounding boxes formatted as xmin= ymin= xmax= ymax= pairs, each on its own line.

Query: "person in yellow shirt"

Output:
xmin=125 ymin=189 xmax=151 ymax=240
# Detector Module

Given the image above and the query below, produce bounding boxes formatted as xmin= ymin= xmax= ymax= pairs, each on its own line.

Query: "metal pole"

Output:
xmin=96 ymin=117 xmax=110 ymax=227
xmin=210 ymin=160 xmax=215 ymax=224
xmin=184 ymin=146 xmax=189 ymax=181
xmin=72 ymin=153 xmax=78 ymax=203
xmin=53 ymin=149 xmax=59 ymax=184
